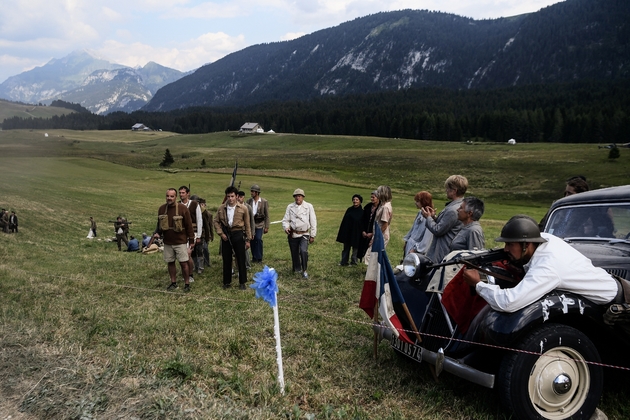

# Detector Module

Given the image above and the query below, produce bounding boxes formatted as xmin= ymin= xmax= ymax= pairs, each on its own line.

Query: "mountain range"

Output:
xmin=1 ymin=0 xmax=628 ymax=115
xmin=144 ymin=0 xmax=630 ymax=111
xmin=0 ymin=50 xmax=188 ymax=114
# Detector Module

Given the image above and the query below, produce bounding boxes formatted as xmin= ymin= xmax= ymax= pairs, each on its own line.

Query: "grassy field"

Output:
xmin=0 ymin=129 xmax=629 ymax=419
xmin=0 ymin=99 xmax=76 ymax=123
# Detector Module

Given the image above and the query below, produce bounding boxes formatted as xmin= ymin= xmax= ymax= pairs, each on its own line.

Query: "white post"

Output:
xmin=273 ymin=295 xmax=285 ymax=395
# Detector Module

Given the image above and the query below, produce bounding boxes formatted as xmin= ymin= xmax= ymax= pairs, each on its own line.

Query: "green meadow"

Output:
xmin=0 ymin=99 xmax=75 ymax=123
xmin=0 ymin=129 xmax=629 ymax=419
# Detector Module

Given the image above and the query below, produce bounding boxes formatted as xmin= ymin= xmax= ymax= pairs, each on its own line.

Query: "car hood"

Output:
xmin=567 ymin=240 xmax=630 ymax=279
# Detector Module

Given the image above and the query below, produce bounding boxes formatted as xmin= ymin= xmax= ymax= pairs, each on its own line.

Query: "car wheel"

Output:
xmin=498 ymin=323 xmax=603 ymax=420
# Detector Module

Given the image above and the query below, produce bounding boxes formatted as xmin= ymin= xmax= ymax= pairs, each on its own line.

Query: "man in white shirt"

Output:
xmin=463 ymin=215 xmax=618 ymax=312
xmin=214 ymin=186 xmax=251 ymax=289
xmin=282 ymin=188 xmax=317 ymax=279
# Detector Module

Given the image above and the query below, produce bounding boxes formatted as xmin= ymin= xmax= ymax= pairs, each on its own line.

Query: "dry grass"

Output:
xmin=0 ymin=129 xmax=629 ymax=419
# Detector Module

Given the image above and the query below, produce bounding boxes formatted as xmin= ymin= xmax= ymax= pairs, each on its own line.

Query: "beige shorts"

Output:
xmin=163 ymin=243 xmax=189 ymax=263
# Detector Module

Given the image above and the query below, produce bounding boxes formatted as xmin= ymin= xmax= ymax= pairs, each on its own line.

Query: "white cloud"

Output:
xmin=0 ymin=54 xmax=48 ymax=76
xmin=101 ymin=6 xmax=124 ymax=21
xmin=0 ymin=1 xmax=100 ymax=48
xmin=97 ymin=32 xmax=246 ymax=71
xmin=167 ymin=2 xmax=243 ymax=19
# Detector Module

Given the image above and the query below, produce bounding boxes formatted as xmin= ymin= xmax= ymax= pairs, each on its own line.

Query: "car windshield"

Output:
xmin=545 ymin=204 xmax=630 ymax=240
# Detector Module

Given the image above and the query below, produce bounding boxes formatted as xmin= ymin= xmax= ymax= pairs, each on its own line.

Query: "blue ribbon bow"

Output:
xmin=250 ymin=265 xmax=278 ymax=307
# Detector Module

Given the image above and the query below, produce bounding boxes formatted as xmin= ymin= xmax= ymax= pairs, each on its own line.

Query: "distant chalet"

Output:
xmin=131 ymin=123 xmax=151 ymax=131
xmin=239 ymin=122 xmax=263 ymax=134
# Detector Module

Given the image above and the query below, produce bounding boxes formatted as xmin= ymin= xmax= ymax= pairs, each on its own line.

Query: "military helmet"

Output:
xmin=250 ymin=184 xmax=261 ymax=193
xmin=495 ymin=215 xmax=547 ymax=243
xmin=293 ymin=188 xmax=305 ymax=197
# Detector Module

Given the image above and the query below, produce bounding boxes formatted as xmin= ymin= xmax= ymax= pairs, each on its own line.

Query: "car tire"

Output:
xmin=498 ymin=323 xmax=603 ymax=420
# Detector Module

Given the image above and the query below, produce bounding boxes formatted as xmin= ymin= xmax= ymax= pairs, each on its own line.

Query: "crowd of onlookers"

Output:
xmin=75 ymin=174 xmax=594 ymax=292
xmin=335 ymin=174 xmax=592 ymax=268
xmin=0 ymin=209 xmax=18 ymax=234
xmin=336 ymin=175 xmax=486 ymax=267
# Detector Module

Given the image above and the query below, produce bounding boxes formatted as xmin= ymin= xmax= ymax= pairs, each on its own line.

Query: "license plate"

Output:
xmin=391 ymin=336 xmax=423 ymax=362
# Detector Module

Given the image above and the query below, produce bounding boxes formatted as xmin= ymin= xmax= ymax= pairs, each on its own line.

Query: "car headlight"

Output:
xmin=403 ymin=253 xmax=421 ymax=278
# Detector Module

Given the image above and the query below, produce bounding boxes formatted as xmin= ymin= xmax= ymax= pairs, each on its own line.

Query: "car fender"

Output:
xmin=469 ymin=291 xmax=606 ymax=347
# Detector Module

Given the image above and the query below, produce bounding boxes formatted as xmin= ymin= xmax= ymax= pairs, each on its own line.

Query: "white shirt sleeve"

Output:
xmin=282 ymin=204 xmax=292 ymax=231
xmin=195 ymin=204 xmax=203 ymax=239
xmin=473 ymin=233 xmax=618 ymax=312
xmin=308 ymin=203 xmax=317 ymax=237
xmin=476 ymin=262 xmax=560 ymax=312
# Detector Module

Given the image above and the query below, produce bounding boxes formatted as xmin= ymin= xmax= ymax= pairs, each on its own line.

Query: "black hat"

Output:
xmin=495 ymin=215 xmax=547 ymax=243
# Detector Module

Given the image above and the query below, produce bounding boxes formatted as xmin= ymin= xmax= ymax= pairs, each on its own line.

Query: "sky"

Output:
xmin=0 ymin=0 xmax=565 ymax=84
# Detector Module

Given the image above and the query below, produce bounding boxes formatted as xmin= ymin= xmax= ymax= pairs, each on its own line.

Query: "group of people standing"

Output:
xmin=102 ymin=174 xmax=488 ymax=292
xmin=335 ymin=175 xmax=486 ymax=267
xmin=153 ymin=184 xmax=273 ymax=292
xmin=0 ymin=209 xmax=18 ymax=234
xmin=335 ymin=185 xmax=393 ymax=266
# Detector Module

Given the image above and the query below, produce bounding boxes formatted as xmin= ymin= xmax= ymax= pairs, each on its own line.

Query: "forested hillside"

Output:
xmin=3 ymin=0 xmax=630 ymax=143
xmin=145 ymin=0 xmax=630 ymax=111
xmin=4 ymin=81 xmax=629 ymax=143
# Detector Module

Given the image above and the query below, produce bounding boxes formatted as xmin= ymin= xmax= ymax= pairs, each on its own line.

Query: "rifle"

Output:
xmin=109 ymin=220 xmax=132 ymax=224
xmin=222 ymin=159 xmax=238 ymax=204
xmin=428 ymin=248 xmax=517 ymax=284
xmin=428 ymin=248 xmax=508 ymax=269
xmin=229 ymin=159 xmax=238 ymax=187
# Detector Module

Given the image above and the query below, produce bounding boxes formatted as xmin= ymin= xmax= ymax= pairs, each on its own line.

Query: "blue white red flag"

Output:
xmin=359 ymin=223 xmax=414 ymax=344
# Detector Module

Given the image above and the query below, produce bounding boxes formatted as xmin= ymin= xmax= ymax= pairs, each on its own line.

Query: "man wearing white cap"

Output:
xmin=282 ymin=188 xmax=317 ymax=279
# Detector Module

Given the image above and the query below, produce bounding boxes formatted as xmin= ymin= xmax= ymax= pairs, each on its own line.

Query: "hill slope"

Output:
xmin=0 ymin=99 xmax=75 ymax=123
xmin=145 ymin=0 xmax=630 ymax=111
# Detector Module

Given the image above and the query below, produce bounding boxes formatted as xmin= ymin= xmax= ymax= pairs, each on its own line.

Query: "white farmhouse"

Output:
xmin=239 ymin=122 xmax=263 ymax=133
xmin=132 ymin=123 xmax=151 ymax=131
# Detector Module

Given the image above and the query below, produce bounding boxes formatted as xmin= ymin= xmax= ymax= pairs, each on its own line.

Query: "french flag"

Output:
xmin=359 ymin=223 xmax=414 ymax=344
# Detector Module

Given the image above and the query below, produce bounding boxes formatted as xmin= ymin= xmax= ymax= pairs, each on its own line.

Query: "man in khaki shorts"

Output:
xmin=153 ymin=188 xmax=195 ymax=292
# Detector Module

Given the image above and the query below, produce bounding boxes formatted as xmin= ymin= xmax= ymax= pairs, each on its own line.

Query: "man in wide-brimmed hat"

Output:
xmin=282 ymin=188 xmax=317 ymax=279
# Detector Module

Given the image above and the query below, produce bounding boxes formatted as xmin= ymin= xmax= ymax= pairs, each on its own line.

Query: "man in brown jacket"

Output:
xmin=247 ymin=184 xmax=270 ymax=263
xmin=214 ymin=186 xmax=252 ymax=290
xmin=153 ymin=188 xmax=195 ymax=292
xmin=179 ymin=186 xmax=202 ymax=283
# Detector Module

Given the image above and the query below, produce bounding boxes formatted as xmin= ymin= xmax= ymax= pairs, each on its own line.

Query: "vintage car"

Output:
xmin=377 ymin=184 xmax=630 ymax=420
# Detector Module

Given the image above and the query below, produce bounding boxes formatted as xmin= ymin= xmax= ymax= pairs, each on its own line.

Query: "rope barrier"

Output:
xmin=8 ymin=268 xmax=630 ymax=373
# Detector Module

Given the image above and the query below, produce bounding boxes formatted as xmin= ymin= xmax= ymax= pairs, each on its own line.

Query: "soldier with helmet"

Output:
xmin=282 ymin=188 xmax=317 ymax=279
xmin=462 ymin=215 xmax=618 ymax=312
xmin=247 ymin=184 xmax=270 ymax=263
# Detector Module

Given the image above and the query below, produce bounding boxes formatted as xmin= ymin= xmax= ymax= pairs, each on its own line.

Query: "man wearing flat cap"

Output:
xmin=282 ymin=188 xmax=317 ymax=279
xmin=247 ymin=184 xmax=270 ymax=263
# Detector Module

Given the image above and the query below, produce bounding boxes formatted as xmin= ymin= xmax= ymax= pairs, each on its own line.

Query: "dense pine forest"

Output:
xmin=3 ymin=80 xmax=630 ymax=143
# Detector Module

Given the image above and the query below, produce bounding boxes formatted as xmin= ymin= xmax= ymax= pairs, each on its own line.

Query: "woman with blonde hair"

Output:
xmin=375 ymin=185 xmax=393 ymax=245
xmin=364 ymin=185 xmax=392 ymax=265
xmin=421 ymin=175 xmax=468 ymax=263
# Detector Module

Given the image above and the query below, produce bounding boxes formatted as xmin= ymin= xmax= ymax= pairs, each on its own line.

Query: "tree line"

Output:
xmin=2 ymin=80 xmax=629 ymax=143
